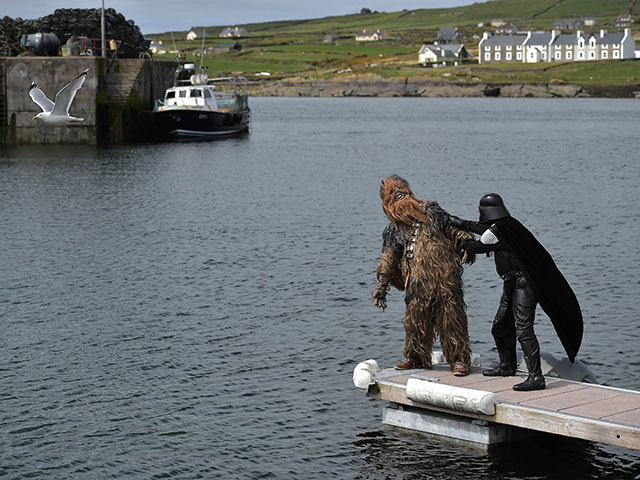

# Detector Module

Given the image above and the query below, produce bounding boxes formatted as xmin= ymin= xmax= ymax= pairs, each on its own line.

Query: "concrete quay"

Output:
xmin=0 ymin=56 xmax=176 ymax=145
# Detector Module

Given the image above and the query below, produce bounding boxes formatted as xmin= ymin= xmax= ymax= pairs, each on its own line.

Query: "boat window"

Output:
xmin=203 ymin=89 xmax=212 ymax=98
xmin=191 ymin=90 xmax=202 ymax=97
xmin=166 ymin=91 xmax=175 ymax=99
xmin=179 ymin=90 xmax=187 ymax=97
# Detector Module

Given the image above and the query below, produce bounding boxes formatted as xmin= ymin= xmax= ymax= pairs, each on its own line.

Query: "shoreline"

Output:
xmin=249 ymin=76 xmax=640 ymax=98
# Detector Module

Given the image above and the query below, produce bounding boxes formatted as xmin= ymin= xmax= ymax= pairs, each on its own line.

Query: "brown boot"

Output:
xmin=453 ymin=362 xmax=469 ymax=376
xmin=394 ymin=358 xmax=422 ymax=370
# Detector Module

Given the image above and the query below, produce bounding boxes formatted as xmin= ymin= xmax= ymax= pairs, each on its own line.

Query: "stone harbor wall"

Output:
xmin=1 ymin=57 xmax=176 ymax=145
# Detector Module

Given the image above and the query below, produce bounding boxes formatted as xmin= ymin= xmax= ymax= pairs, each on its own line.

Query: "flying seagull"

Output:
xmin=29 ymin=68 xmax=89 ymax=124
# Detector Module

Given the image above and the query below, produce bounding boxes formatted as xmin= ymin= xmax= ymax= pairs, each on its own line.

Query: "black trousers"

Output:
xmin=491 ymin=274 xmax=541 ymax=372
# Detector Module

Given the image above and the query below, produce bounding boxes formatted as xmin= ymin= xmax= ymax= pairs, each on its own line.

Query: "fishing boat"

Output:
xmin=152 ymin=63 xmax=250 ymax=140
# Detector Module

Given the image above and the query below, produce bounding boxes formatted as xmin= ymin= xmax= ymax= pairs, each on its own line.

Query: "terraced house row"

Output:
xmin=478 ymin=28 xmax=635 ymax=63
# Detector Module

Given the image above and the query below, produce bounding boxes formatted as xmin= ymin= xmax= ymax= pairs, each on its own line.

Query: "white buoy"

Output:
xmin=353 ymin=359 xmax=380 ymax=390
xmin=406 ymin=378 xmax=496 ymax=415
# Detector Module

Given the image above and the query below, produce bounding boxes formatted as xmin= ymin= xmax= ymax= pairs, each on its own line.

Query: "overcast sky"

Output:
xmin=6 ymin=1 xmax=479 ymax=35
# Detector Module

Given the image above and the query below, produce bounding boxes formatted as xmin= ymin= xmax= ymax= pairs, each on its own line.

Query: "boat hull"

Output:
xmin=152 ymin=108 xmax=250 ymax=140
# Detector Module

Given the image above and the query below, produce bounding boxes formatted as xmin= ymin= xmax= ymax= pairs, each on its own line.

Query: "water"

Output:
xmin=1 ymin=97 xmax=639 ymax=479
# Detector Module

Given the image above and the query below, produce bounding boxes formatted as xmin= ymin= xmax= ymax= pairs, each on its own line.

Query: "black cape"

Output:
xmin=496 ymin=217 xmax=583 ymax=363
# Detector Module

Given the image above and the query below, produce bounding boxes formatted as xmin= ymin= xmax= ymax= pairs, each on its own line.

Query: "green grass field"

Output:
xmin=148 ymin=0 xmax=640 ymax=85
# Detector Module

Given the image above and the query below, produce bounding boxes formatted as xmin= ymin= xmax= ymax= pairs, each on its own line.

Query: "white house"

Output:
xmin=355 ymin=29 xmax=387 ymax=41
xmin=186 ymin=30 xmax=198 ymax=41
xmin=479 ymin=29 xmax=635 ymax=64
xmin=220 ymin=27 xmax=249 ymax=38
xmin=419 ymin=43 xmax=472 ymax=66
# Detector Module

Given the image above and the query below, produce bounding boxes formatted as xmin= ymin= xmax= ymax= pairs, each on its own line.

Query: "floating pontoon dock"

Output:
xmin=356 ymin=362 xmax=640 ymax=450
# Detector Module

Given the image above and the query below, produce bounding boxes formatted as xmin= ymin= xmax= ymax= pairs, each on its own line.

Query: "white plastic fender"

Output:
xmin=353 ymin=359 xmax=380 ymax=390
xmin=405 ymin=378 xmax=496 ymax=415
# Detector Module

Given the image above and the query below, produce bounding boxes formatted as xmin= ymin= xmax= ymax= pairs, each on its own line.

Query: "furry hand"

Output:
xmin=372 ymin=283 xmax=388 ymax=311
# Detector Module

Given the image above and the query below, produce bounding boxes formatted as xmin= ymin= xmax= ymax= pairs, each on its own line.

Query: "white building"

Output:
xmin=419 ymin=43 xmax=472 ymax=66
xmin=479 ymin=29 xmax=635 ymax=64
xmin=355 ymin=29 xmax=387 ymax=41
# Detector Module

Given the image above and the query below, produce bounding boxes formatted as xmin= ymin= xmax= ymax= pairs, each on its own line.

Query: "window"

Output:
xmin=541 ymin=52 xmax=546 ymax=60
xmin=506 ymin=52 xmax=512 ymax=60
xmin=179 ymin=90 xmax=187 ymax=97
xmin=495 ymin=45 xmax=501 ymax=51
xmin=578 ymin=51 xmax=584 ymax=59
xmin=517 ymin=45 xmax=523 ymax=50
xmin=613 ymin=50 xmax=620 ymax=58
xmin=495 ymin=52 xmax=501 ymax=60
xmin=191 ymin=90 xmax=202 ymax=97
xmin=555 ymin=51 xmax=561 ymax=60
xmin=516 ymin=52 xmax=522 ymax=60
xmin=203 ymin=89 xmax=212 ymax=98
xmin=166 ymin=91 xmax=175 ymax=99
xmin=506 ymin=45 xmax=512 ymax=50
xmin=589 ymin=51 xmax=596 ymax=59
xmin=567 ymin=51 xmax=572 ymax=60
xmin=601 ymin=50 xmax=608 ymax=59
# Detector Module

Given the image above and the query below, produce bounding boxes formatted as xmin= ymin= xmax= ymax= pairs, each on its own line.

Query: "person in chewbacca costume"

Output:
xmin=372 ymin=175 xmax=476 ymax=376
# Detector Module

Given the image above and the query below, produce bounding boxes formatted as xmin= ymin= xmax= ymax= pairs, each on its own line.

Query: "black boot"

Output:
xmin=483 ymin=363 xmax=516 ymax=377
xmin=483 ymin=348 xmax=517 ymax=377
xmin=513 ymin=353 xmax=545 ymax=391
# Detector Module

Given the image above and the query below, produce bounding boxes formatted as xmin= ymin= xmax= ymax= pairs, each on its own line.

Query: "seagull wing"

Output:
xmin=51 ymin=68 xmax=89 ymax=116
xmin=29 ymin=83 xmax=54 ymax=113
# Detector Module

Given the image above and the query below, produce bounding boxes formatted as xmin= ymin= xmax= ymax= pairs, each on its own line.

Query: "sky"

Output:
xmin=5 ymin=0 xmax=479 ymax=35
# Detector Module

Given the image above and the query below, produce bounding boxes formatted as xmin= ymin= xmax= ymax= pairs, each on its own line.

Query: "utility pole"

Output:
xmin=101 ymin=0 xmax=106 ymax=58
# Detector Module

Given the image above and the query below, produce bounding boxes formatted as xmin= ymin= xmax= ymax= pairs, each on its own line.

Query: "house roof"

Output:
xmin=525 ymin=32 xmax=553 ymax=45
xmin=437 ymin=28 xmax=459 ymax=41
xmin=552 ymin=34 xmax=580 ymax=46
xmin=482 ymin=34 xmax=527 ymax=46
xmin=597 ymin=32 xmax=625 ymax=44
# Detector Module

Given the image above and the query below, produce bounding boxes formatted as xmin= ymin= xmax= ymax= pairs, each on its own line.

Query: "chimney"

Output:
xmin=600 ymin=29 xmax=607 ymax=38
xmin=576 ymin=29 xmax=583 ymax=40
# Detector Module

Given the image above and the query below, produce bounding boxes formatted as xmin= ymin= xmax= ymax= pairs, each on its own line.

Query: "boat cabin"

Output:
xmin=163 ymin=86 xmax=219 ymax=111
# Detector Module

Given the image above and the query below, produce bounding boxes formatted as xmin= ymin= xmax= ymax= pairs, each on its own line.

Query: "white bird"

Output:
xmin=29 ymin=68 xmax=89 ymax=125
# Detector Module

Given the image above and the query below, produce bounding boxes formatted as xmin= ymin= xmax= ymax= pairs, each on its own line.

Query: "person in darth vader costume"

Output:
xmin=449 ymin=194 xmax=583 ymax=391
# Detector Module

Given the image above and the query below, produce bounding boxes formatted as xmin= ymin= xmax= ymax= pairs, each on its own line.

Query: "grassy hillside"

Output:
xmin=147 ymin=0 xmax=639 ymax=84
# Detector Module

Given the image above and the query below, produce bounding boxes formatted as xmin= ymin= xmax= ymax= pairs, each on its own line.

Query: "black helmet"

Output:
xmin=479 ymin=193 xmax=510 ymax=223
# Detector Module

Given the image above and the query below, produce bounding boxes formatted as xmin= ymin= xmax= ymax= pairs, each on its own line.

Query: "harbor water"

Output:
xmin=1 ymin=97 xmax=639 ymax=478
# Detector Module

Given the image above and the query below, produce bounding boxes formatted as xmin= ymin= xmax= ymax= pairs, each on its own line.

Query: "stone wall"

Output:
xmin=1 ymin=57 xmax=176 ymax=145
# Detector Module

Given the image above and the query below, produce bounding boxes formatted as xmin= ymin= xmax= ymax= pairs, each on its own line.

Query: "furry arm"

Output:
xmin=372 ymin=247 xmax=404 ymax=310
xmin=445 ymin=224 xmax=476 ymax=265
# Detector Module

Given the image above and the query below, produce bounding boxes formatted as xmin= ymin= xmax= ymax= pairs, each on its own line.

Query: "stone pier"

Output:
xmin=0 ymin=56 xmax=176 ymax=145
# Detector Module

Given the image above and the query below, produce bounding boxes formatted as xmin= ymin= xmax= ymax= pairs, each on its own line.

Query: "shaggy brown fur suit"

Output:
xmin=372 ymin=176 xmax=475 ymax=371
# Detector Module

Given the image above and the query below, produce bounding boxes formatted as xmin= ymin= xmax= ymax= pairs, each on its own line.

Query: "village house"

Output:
xmin=149 ymin=40 xmax=167 ymax=55
xmin=220 ymin=27 xmax=249 ymax=38
xmin=479 ymin=28 xmax=635 ymax=64
xmin=323 ymin=34 xmax=338 ymax=43
xmin=355 ymin=29 xmax=387 ymax=41
xmin=419 ymin=42 xmax=472 ymax=66
xmin=495 ymin=24 xmax=518 ymax=35
xmin=186 ymin=29 xmax=198 ymax=41
xmin=615 ymin=14 xmax=633 ymax=27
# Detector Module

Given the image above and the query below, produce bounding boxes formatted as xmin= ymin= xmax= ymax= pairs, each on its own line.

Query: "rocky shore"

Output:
xmin=250 ymin=76 xmax=640 ymax=98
